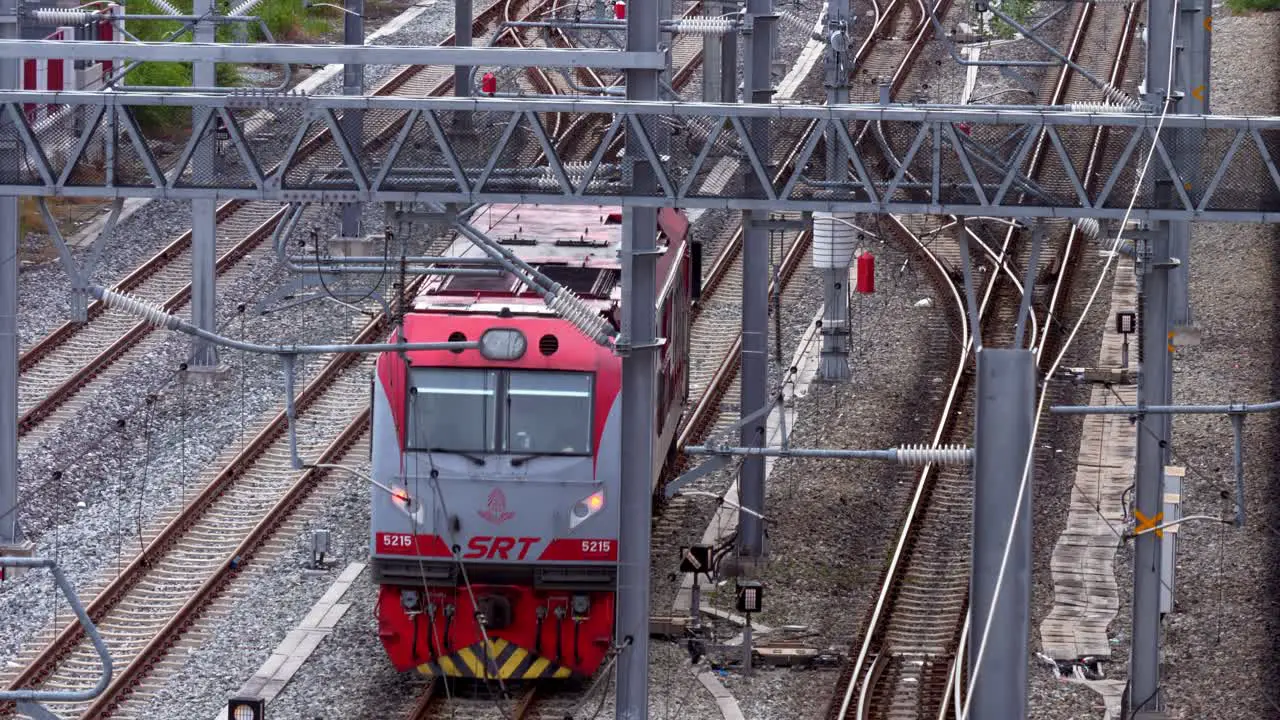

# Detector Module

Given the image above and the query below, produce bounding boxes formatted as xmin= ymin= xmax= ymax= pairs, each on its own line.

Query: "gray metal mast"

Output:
xmin=702 ymin=0 xmax=721 ymax=102
xmin=1166 ymin=0 xmax=1210 ymax=334
xmin=189 ymin=0 xmax=219 ymax=370
xmin=1130 ymin=215 xmax=1172 ymax=716
xmin=968 ymin=348 xmax=1034 ymax=719
xmin=1129 ymin=0 xmax=1178 ymax=711
xmin=454 ymin=0 xmax=471 ymax=98
xmin=737 ymin=0 xmax=774 ymax=560
xmin=340 ymin=0 xmax=364 ymax=238
xmin=817 ymin=0 xmax=851 ymax=382
xmin=0 ymin=0 xmax=18 ymax=551
xmin=614 ymin=1 xmax=660 ymax=718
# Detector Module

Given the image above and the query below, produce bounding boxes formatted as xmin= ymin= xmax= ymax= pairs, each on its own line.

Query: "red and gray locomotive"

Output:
xmin=369 ymin=203 xmax=692 ymax=680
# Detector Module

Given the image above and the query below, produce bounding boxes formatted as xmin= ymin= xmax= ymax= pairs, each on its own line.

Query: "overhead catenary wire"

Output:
xmin=957 ymin=0 xmax=1183 ymax=715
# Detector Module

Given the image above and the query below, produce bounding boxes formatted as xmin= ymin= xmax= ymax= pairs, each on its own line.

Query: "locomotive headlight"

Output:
xmin=391 ymin=486 xmax=411 ymax=510
xmin=479 ymin=328 xmax=528 ymax=361
xmin=569 ymin=489 xmax=606 ymax=529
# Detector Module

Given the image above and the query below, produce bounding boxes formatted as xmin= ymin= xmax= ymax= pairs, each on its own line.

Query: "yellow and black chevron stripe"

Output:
xmin=416 ymin=638 xmax=574 ymax=680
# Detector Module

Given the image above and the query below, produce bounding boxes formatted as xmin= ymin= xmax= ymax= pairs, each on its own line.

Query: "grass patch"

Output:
xmin=1225 ymin=0 xmax=1280 ymax=11
xmin=987 ymin=0 xmax=1036 ymax=39
xmin=123 ymin=0 xmax=337 ymax=129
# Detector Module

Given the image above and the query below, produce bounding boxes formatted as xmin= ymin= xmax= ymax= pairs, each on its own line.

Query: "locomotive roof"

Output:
xmin=413 ymin=203 xmax=685 ymax=315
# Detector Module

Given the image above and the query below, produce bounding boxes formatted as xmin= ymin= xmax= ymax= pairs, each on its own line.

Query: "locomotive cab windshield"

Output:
xmin=407 ymin=368 xmax=595 ymax=457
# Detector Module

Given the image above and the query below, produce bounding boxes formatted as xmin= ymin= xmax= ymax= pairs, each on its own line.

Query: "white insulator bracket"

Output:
xmin=227 ymin=0 xmax=264 ymax=18
xmin=894 ymin=444 xmax=973 ymax=466
xmin=1073 ymin=217 xmax=1100 ymax=239
xmin=145 ymin=0 xmax=184 ymax=16
xmin=668 ymin=17 xmax=736 ymax=36
xmin=29 ymin=8 xmax=97 ymax=24
xmin=95 ymin=288 xmax=178 ymax=330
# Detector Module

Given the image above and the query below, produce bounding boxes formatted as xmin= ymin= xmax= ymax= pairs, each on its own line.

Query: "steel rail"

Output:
xmin=1 ymin=292 xmax=416 ymax=711
xmin=932 ymin=2 xmax=1144 ymax=713
xmin=3 ymin=0 xmax=556 ymax=709
xmin=828 ymin=1 xmax=1143 ymax=715
xmin=12 ymin=0 xmax=522 ymax=447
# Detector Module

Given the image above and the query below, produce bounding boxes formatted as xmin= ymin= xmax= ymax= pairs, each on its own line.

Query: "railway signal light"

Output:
xmin=1116 ymin=311 xmax=1136 ymax=335
xmin=735 ymin=580 xmax=763 ymax=614
xmin=228 ymin=697 xmax=264 ymax=720
xmin=679 ymin=545 xmax=713 ymax=574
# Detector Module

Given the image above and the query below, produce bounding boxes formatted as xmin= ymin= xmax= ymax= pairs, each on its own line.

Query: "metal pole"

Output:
xmin=720 ymin=6 xmax=737 ymax=103
xmin=0 ymin=0 xmax=17 ymax=550
xmin=189 ymin=0 xmax=218 ymax=370
xmin=818 ymin=0 xmax=851 ymax=382
xmin=1130 ymin=220 xmax=1173 ymax=715
xmin=737 ymin=0 xmax=774 ymax=561
xmin=614 ymin=1 xmax=660 ymax=718
xmin=1130 ymin=0 xmax=1178 ymax=707
xmin=1167 ymin=0 xmax=1209 ymax=333
xmin=968 ymin=348 xmax=1034 ymax=720
xmin=702 ymin=0 xmax=722 ymax=102
xmin=455 ymin=0 xmax=471 ymax=97
xmin=340 ymin=0 xmax=364 ymax=238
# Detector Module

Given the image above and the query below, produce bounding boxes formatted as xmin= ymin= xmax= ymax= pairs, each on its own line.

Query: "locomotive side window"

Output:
xmin=407 ymin=368 xmax=499 ymax=452
xmin=506 ymin=371 xmax=593 ymax=455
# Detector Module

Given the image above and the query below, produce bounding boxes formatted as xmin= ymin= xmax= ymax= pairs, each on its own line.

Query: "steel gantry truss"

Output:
xmin=0 ymin=91 xmax=1278 ymax=221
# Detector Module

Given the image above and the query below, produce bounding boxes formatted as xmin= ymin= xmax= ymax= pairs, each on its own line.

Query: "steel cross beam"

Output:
xmin=0 ymin=39 xmax=666 ymax=68
xmin=2 ymin=93 xmax=1280 ymax=221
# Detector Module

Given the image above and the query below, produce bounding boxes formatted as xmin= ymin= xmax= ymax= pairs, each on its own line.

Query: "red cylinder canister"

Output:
xmin=856 ymin=253 xmax=875 ymax=294
xmin=481 ymin=72 xmax=497 ymax=95
xmin=614 ymin=1 xmax=626 ymax=19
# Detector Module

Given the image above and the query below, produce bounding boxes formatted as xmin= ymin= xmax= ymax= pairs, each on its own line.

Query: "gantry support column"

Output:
xmin=702 ymin=0 xmax=722 ymax=102
xmin=0 ymin=0 xmax=18 ymax=551
xmin=614 ymin=2 xmax=660 ymax=719
xmin=817 ymin=0 xmax=851 ymax=382
xmin=455 ymin=0 xmax=471 ymax=97
xmin=340 ymin=0 xmax=364 ymax=237
xmin=1130 ymin=224 xmax=1173 ymax=715
xmin=968 ymin=348 xmax=1034 ymax=720
xmin=737 ymin=0 xmax=774 ymax=560
xmin=189 ymin=0 xmax=218 ymax=370
xmin=1167 ymin=0 xmax=1211 ymax=334
xmin=1129 ymin=0 xmax=1181 ymax=711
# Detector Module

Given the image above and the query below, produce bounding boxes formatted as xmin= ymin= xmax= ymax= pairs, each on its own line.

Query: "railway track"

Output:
xmin=6 ymin=3 xmax=717 ymax=719
xmin=826 ymin=1 xmax=1145 ymax=717
xmin=11 ymin=0 xmax=526 ymax=451
xmin=2 ymin=2 xmax=611 ymax=717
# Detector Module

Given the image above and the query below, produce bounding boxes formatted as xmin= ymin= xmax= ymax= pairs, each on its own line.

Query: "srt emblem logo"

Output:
xmin=478 ymin=488 xmax=516 ymax=525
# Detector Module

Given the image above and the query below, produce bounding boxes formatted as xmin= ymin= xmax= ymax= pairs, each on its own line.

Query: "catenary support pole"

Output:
xmin=455 ymin=0 xmax=471 ymax=98
xmin=1130 ymin=0 xmax=1179 ymax=710
xmin=968 ymin=348 xmax=1034 ymax=720
xmin=189 ymin=0 xmax=218 ymax=370
xmin=1131 ymin=213 xmax=1173 ymax=715
xmin=701 ymin=0 xmax=722 ymax=102
xmin=1166 ymin=0 xmax=1210 ymax=333
xmin=0 ymin=0 xmax=18 ymax=550
xmin=614 ymin=1 xmax=660 ymax=718
xmin=818 ymin=0 xmax=851 ymax=382
xmin=737 ymin=0 xmax=774 ymax=560
xmin=340 ymin=0 xmax=364 ymax=237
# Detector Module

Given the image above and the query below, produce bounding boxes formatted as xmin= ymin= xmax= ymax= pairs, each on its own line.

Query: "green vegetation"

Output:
xmin=987 ymin=0 xmax=1035 ymax=40
xmin=1225 ymin=0 xmax=1280 ymax=11
xmin=124 ymin=0 xmax=336 ymax=129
